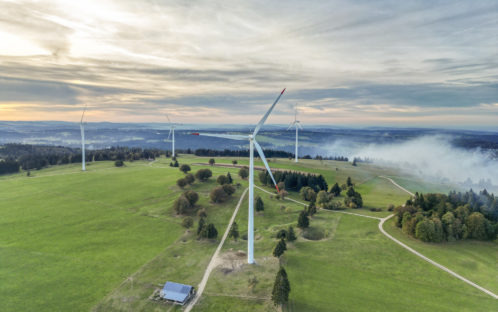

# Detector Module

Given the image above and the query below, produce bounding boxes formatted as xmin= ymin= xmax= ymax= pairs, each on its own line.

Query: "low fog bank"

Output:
xmin=328 ymin=135 xmax=498 ymax=192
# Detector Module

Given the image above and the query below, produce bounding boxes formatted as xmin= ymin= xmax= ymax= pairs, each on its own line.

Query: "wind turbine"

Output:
xmin=165 ymin=115 xmax=179 ymax=158
xmin=80 ymin=106 xmax=87 ymax=171
xmin=287 ymin=104 xmax=303 ymax=163
xmin=192 ymin=88 xmax=286 ymax=264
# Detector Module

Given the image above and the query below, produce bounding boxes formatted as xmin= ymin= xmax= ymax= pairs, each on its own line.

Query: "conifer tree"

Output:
xmin=271 ymin=267 xmax=291 ymax=307
xmin=273 ymin=238 xmax=287 ymax=258
xmin=287 ymin=226 xmax=297 ymax=242
xmin=297 ymin=210 xmax=309 ymax=228
xmin=256 ymin=196 xmax=264 ymax=211
xmin=227 ymin=172 xmax=233 ymax=184
xmin=228 ymin=222 xmax=239 ymax=241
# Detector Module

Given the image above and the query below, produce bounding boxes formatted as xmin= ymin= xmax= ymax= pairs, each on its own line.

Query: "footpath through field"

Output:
xmin=256 ymin=179 xmax=498 ymax=300
xmin=185 ymin=188 xmax=249 ymax=312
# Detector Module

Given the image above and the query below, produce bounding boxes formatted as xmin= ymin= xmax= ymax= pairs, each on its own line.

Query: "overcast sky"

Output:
xmin=0 ymin=0 xmax=497 ymax=129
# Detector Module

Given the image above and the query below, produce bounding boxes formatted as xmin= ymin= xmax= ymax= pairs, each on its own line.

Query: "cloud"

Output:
xmin=0 ymin=0 xmax=496 ymax=127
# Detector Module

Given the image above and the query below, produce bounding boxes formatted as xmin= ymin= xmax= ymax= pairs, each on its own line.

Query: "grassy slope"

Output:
xmin=384 ymin=219 xmax=498 ymax=294
xmin=0 ymin=161 xmax=189 ymax=311
xmin=2 ymin=156 xmax=496 ymax=311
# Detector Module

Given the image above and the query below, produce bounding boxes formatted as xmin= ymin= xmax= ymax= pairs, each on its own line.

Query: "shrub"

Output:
xmin=228 ymin=222 xmax=239 ymax=240
xmin=199 ymin=223 xmax=218 ymax=239
xmin=232 ymin=160 xmax=238 ymax=165
xmin=195 ymin=168 xmax=212 ymax=182
xmin=173 ymin=195 xmax=191 ymax=215
xmin=226 ymin=172 xmax=233 ymax=184
xmin=180 ymin=164 xmax=191 ymax=173
xmin=217 ymin=175 xmax=228 ymax=185
xmin=177 ymin=178 xmax=188 ymax=188
xmin=276 ymin=229 xmax=287 ymax=239
xmin=238 ymin=167 xmax=249 ymax=179
xmin=197 ymin=208 xmax=207 ymax=218
xmin=182 ymin=217 xmax=193 ymax=228
xmin=115 ymin=160 xmax=124 ymax=167
xmin=183 ymin=190 xmax=199 ymax=206
xmin=387 ymin=204 xmax=395 ymax=211
xmin=185 ymin=173 xmax=195 ymax=184
xmin=210 ymin=186 xmax=228 ymax=203
xmin=209 ymin=158 xmax=215 ymax=166
xmin=300 ymin=187 xmax=316 ymax=202
xmin=222 ymin=184 xmax=236 ymax=196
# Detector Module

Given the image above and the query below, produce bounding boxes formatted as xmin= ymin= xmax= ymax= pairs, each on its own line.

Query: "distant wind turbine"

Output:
xmin=166 ymin=115 xmax=180 ymax=157
xmin=192 ymin=88 xmax=286 ymax=264
xmin=287 ymin=104 xmax=303 ymax=163
xmin=80 ymin=106 xmax=87 ymax=171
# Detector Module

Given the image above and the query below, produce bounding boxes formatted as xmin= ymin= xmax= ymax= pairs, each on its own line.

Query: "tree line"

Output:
xmin=394 ymin=189 xmax=497 ymax=242
xmin=259 ymin=170 xmax=328 ymax=193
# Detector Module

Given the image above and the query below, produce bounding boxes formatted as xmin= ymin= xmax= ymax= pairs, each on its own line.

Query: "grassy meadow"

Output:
xmin=1 ymin=155 xmax=496 ymax=311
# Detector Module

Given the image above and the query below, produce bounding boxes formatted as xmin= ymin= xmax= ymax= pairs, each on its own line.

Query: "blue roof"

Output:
xmin=162 ymin=281 xmax=193 ymax=302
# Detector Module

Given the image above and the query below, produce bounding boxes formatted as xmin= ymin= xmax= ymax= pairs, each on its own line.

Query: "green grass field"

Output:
xmin=1 ymin=155 xmax=496 ymax=311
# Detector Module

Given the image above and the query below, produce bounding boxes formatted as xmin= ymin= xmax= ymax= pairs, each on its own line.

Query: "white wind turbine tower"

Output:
xmin=192 ymin=88 xmax=286 ymax=264
xmin=80 ymin=106 xmax=87 ymax=171
xmin=287 ymin=104 xmax=303 ymax=163
xmin=165 ymin=115 xmax=179 ymax=158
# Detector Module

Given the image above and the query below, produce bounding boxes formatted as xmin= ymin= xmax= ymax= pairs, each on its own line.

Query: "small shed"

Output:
xmin=160 ymin=281 xmax=194 ymax=305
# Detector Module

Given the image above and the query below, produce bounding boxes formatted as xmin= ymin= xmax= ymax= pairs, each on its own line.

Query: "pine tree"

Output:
xmin=287 ymin=226 xmax=297 ymax=242
xmin=347 ymin=176 xmax=353 ymax=187
xmin=227 ymin=172 xmax=233 ymax=184
xmin=330 ymin=182 xmax=341 ymax=196
xmin=297 ymin=210 xmax=309 ymax=228
xmin=228 ymin=222 xmax=239 ymax=241
xmin=273 ymin=238 xmax=287 ymax=258
xmin=271 ymin=266 xmax=291 ymax=307
xmin=256 ymin=196 xmax=264 ymax=212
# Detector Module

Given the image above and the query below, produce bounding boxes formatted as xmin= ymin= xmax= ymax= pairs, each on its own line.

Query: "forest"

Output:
xmin=394 ymin=189 xmax=498 ymax=242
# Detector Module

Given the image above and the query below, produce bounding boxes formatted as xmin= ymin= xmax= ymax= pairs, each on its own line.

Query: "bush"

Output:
xmin=222 ymin=184 xmax=236 ymax=196
xmin=180 ymin=164 xmax=191 ymax=173
xmin=185 ymin=173 xmax=195 ymax=184
xmin=115 ymin=160 xmax=124 ymax=167
xmin=209 ymin=158 xmax=215 ymax=166
xmin=300 ymin=187 xmax=316 ymax=202
xmin=182 ymin=217 xmax=193 ymax=228
xmin=232 ymin=160 xmax=238 ymax=165
xmin=173 ymin=195 xmax=192 ymax=215
xmin=195 ymin=169 xmax=212 ymax=182
xmin=177 ymin=178 xmax=188 ymax=188
xmin=276 ymin=229 xmax=288 ymax=239
xmin=217 ymin=175 xmax=228 ymax=185
xmin=197 ymin=208 xmax=207 ymax=218
xmin=210 ymin=186 xmax=229 ymax=203
xmin=387 ymin=204 xmax=395 ymax=211
xmin=238 ymin=167 xmax=249 ymax=179
xmin=183 ymin=190 xmax=199 ymax=206
xmin=287 ymin=226 xmax=297 ymax=241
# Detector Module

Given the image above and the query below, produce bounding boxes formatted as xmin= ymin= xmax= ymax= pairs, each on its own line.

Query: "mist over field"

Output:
xmin=348 ymin=136 xmax=498 ymax=190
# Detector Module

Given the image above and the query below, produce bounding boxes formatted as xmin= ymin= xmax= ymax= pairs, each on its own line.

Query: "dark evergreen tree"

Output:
xmin=287 ymin=226 xmax=297 ymax=241
xmin=330 ymin=182 xmax=341 ymax=196
xmin=229 ymin=222 xmax=239 ymax=240
xmin=256 ymin=196 xmax=264 ymax=212
xmin=297 ymin=210 xmax=309 ymax=228
xmin=347 ymin=176 xmax=353 ymax=187
xmin=273 ymin=238 xmax=287 ymax=258
xmin=197 ymin=217 xmax=206 ymax=235
xmin=271 ymin=267 xmax=291 ymax=307
xmin=227 ymin=172 xmax=233 ymax=184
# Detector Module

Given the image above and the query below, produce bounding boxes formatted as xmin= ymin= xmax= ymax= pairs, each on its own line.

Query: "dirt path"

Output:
xmin=256 ymin=182 xmax=498 ymax=300
xmin=184 ymin=188 xmax=249 ymax=312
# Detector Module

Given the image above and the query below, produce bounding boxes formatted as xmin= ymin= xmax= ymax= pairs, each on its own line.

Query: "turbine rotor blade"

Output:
xmin=80 ymin=105 xmax=87 ymax=124
xmin=287 ymin=122 xmax=295 ymax=130
xmin=253 ymin=88 xmax=286 ymax=137
xmin=167 ymin=128 xmax=172 ymax=141
xmin=166 ymin=114 xmax=172 ymax=124
xmin=191 ymin=132 xmax=248 ymax=141
xmin=253 ymin=140 xmax=279 ymax=192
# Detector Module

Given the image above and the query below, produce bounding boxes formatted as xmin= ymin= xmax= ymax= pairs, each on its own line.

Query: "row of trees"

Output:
xmin=0 ymin=144 xmax=162 ymax=172
xmin=394 ymin=189 xmax=497 ymax=242
xmin=259 ymin=170 xmax=328 ymax=193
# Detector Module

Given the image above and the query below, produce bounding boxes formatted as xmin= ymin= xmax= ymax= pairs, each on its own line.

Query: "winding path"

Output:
xmin=184 ymin=188 xmax=249 ymax=312
xmin=256 ymin=179 xmax=498 ymax=300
